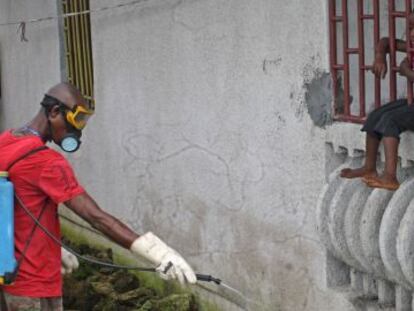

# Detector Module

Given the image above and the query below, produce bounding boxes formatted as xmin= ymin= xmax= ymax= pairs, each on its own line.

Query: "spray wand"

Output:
xmin=8 ymin=195 xmax=255 ymax=310
xmin=14 ymin=194 xmax=222 ymax=284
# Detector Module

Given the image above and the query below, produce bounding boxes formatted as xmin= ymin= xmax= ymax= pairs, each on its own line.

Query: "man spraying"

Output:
xmin=0 ymin=82 xmax=196 ymax=311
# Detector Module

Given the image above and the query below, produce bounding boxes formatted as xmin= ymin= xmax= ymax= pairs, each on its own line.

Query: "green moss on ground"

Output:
xmin=61 ymin=225 xmax=221 ymax=311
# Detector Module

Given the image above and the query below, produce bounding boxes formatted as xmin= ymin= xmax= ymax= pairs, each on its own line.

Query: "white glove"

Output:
xmin=61 ymin=247 xmax=79 ymax=275
xmin=130 ymin=232 xmax=197 ymax=285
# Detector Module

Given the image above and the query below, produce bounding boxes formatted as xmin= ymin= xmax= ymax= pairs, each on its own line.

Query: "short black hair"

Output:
xmin=40 ymin=94 xmax=67 ymax=115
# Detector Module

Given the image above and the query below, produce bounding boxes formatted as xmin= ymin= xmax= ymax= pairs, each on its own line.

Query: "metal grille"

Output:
xmin=329 ymin=0 xmax=413 ymax=123
xmin=62 ymin=0 xmax=94 ymax=109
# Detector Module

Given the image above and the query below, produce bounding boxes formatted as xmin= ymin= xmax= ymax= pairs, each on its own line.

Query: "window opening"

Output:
xmin=62 ymin=0 xmax=94 ymax=110
xmin=329 ymin=0 xmax=413 ymax=123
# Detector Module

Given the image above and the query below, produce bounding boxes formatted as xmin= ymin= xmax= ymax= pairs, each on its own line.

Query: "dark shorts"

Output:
xmin=361 ymin=99 xmax=414 ymax=139
xmin=0 ymin=291 xmax=62 ymax=311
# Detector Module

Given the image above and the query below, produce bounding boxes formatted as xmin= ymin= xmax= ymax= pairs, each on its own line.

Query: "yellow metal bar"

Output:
xmin=66 ymin=0 xmax=74 ymax=83
xmin=0 ymin=276 xmax=4 ymax=285
xmin=62 ymin=0 xmax=73 ymax=83
xmin=80 ymin=0 xmax=88 ymax=96
xmin=75 ymin=0 xmax=84 ymax=94
xmin=79 ymin=0 xmax=86 ymax=96
xmin=71 ymin=2 xmax=79 ymax=86
xmin=77 ymin=0 xmax=85 ymax=95
xmin=83 ymin=0 xmax=94 ymax=105
xmin=70 ymin=0 xmax=79 ymax=89
xmin=82 ymin=0 xmax=92 ymax=101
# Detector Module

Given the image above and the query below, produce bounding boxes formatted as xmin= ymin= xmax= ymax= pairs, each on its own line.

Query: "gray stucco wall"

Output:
xmin=0 ymin=0 xmax=61 ymax=130
xmin=0 ymin=1 xmax=357 ymax=310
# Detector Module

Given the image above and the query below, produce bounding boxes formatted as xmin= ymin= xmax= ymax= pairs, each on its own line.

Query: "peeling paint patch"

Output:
xmin=304 ymin=71 xmax=333 ymax=128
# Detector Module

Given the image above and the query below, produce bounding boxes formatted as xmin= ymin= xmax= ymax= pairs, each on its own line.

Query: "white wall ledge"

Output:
xmin=326 ymin=122 xmax=414 ymax=168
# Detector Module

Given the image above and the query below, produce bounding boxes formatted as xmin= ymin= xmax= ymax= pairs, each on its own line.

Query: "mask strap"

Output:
xmin=46 ymin=119 xmax=53 ymax=142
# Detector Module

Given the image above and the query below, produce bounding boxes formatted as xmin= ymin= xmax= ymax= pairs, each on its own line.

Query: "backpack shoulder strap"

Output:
xmin=6 ymin=146 xmax=48 ymax=171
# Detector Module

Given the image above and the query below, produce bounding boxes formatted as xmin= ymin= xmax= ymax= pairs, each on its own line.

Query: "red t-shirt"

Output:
xmin=0 ymin=130 xmax=85 ymax=297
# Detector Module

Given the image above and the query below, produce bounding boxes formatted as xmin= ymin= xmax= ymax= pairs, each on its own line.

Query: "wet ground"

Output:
xmin=62 ymin=241 xmax=200 ymax=311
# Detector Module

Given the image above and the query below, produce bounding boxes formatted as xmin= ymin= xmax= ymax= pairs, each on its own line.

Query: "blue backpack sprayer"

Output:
xmin=0 ymin=146 xmax=48 ymax=285
xmin=0 ymin=171 xmax=16 ymax=285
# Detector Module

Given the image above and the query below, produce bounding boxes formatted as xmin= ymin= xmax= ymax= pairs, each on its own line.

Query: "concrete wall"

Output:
xmin=0 ymin=0 xmax=61 ymax=131
xmin=0 ymin=1 xmax=358 ymax=310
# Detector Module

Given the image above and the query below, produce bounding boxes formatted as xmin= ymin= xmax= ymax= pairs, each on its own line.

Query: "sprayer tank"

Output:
xmin=0 ymin=172 xmax=17 ymax=280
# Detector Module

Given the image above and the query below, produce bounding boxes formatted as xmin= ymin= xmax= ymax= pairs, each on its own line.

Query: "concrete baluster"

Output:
xmin=396 ymin=199 xmax=414 ymax=289
xmin=344 ymin=186 xmax=373 ymax=272
xmin=379 ymin=178 xmax=414 ymax=287
xmin=350 ymin=268 xmax=363 ymax=293
xmin=395 ymin=285 xmax=411 ymax=311
xmin=360 ymin=188 xmax=393 ymax=279
xmin=362 ymin=274 xmax=378 ymax=299
xmin=377 ymin=280 xmax=395 ymax=307
xmin=317 ymin=158 xmax=363 ymax=262
xmin=329 ymin=177 xmax=368 ymax=270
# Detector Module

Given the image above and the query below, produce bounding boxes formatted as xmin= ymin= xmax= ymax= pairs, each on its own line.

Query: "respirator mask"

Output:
xmin=41 ymin=94 xmax=94 ymax=153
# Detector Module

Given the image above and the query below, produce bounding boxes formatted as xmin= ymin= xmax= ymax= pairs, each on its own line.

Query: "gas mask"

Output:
xmin=41 ymin=94 xmax=93 ymax=153
xmin=60 ymin=125 xmax=82 ymax=153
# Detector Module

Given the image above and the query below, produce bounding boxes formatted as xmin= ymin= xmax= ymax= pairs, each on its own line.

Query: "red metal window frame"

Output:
xmin=329 ymin=0 xmax=414 ymax=123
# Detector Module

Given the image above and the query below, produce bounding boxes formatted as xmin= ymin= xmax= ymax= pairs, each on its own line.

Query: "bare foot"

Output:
xmin=366 ymin=175 xmax=399 ymax=191
xmin=340 ymin=167 xmax=377 ymax=179
xmin=361 ymin=173 xmax=378 ymax=183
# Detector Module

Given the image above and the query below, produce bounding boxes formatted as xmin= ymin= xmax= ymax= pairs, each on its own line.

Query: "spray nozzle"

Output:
xmin=196 ymin=273 xmax=222 ymax=285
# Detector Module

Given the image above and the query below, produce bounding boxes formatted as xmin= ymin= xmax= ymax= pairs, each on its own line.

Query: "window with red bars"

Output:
xmin=330 ymin=0 xmax=414 ymax=123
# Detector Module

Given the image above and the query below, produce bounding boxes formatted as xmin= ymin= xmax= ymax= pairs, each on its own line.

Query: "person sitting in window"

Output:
xmin=340 ymin=12 xmax=414 ymax=191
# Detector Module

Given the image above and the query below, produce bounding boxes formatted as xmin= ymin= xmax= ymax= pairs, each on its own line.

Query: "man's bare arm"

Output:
xmin=64 ymin=192 xmax=139 ymax=249
xmin=64 ymin=192 xmax=197 ymax=284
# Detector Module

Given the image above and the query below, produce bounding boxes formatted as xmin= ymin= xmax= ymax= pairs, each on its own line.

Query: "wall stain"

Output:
xmin=262 ymin=57 xmax=282 ymax=75
xmin=303 ymin=70 xmax=334 ymax=128
xmin=274 ymin=111 xmax=286 ymax=130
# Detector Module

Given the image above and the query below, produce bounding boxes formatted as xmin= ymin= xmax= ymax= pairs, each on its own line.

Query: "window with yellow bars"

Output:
xmin=62 ymin=0 xmax=94 ymax=110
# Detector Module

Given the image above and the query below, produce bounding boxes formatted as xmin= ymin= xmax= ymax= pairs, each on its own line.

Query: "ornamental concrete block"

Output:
xmin=344 ymin=185 xmax=374 ymax=273
xmin=379 ymin=178 xmax=414 ymax=288
xmin=318 ymin=138 xmax=414 ymax=311
xmin=329 ymin=177 xmax=368 ymax=270
xmin=360 ymin=189 xmax=393 ymax=278
xmin=397 ymin=200 xmax=414 ymax=288
xmin=316 ymin=157 xmax=364 ymax=262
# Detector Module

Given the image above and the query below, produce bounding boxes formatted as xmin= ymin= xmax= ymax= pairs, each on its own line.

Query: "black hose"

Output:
xmin=15 ymin=195 xmax=221 ymax=283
